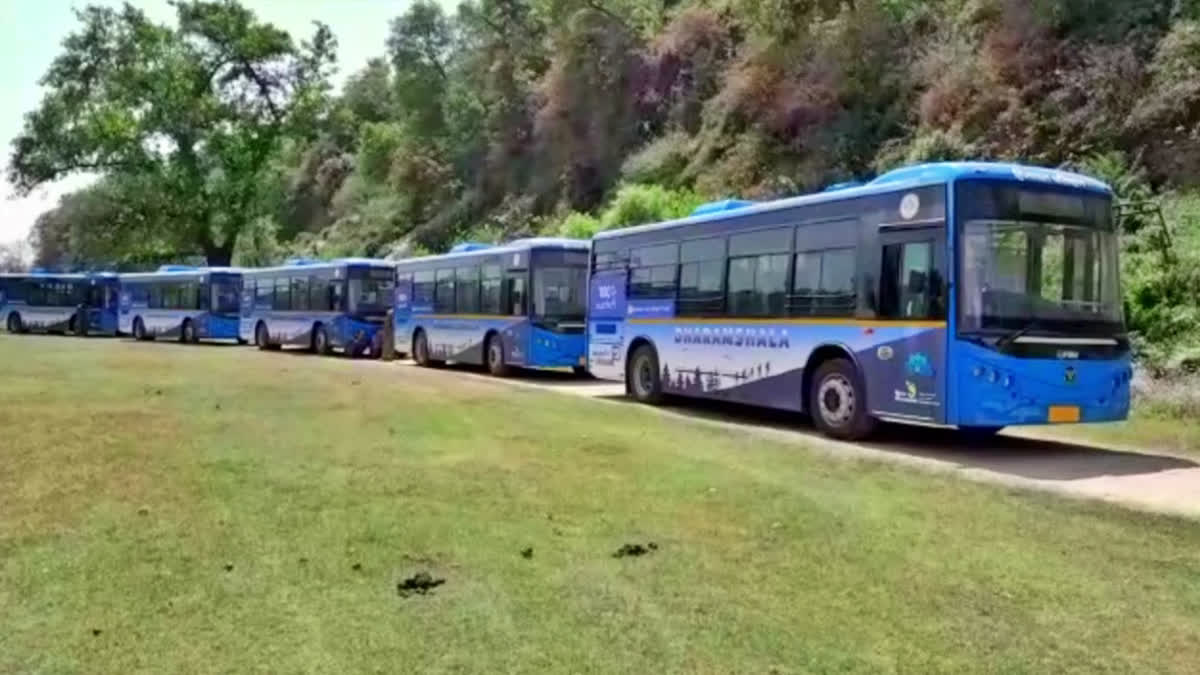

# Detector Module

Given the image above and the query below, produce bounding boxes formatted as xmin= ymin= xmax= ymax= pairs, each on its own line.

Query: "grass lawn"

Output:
xmin=2 ymin=335 xmax=1200 ymax=674
xmin=1031 ymin=415 xmax=1200 ymax=458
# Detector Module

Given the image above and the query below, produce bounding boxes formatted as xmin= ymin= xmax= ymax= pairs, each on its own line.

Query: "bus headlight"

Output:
xmin=1001 ymin=374 xmax=1012 ymax=388
xmin=986 ymin=368 xmax=997 ymax=384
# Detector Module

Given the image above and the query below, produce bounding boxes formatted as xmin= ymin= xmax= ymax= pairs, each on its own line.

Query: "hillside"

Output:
xmin=13 ymin=0 xmax=1200 ymax=370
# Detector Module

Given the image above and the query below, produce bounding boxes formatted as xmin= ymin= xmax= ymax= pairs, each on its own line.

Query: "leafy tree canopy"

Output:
xmin=8 ymin=0 xmax=335 ymax=265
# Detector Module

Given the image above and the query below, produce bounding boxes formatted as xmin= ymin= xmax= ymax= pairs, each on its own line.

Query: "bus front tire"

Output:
xmin=312 ymin=324 xmax=331 ymax=356
xmin=181 ymin=319 xmax=197 ymax=344
xmin=809 ymin=358 xmax=876 ymax=441
xmin=6 ymin=312 xmax=23 ymax=334
xmin=627 ymin=344 xmax=663 ymax=404
xmin=485 ymin=334 xmax=509 ymax=377
xmin=132 ymin=318 xmax=149 ymax=341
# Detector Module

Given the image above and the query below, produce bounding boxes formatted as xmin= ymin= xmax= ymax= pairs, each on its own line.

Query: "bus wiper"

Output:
xmin=996 ymin=319 xmax=1043 ymax=350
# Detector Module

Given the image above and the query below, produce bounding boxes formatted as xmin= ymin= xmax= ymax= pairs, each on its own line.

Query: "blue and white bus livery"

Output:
xmin=240 ymin=258 xmax=394 ymax=357
xmin=119 ymin=267 xmax=243 ymax=343
xmin=587 ymin=162 xmax=1130 ymax=440
xmin=393 ymin=238 xmax=590 ymax=375
xmin=1 ymin=272 xmax=120 ymax=336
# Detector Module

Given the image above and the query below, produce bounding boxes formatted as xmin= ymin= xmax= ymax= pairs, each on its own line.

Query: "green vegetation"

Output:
xmin=11 ymin=1 xmax=1200 ymax=369
xmin=3 ymin=336 xmax=1200 ymax=672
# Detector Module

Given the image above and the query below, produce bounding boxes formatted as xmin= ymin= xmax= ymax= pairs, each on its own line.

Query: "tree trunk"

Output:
xmin=204 ymin=242 xmax=234 ymax=267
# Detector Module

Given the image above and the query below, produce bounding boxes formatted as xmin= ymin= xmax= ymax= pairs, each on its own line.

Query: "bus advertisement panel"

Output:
xmin=394 ymin=238 xmax=589 ymax=375
xmin=587 ymin=162 xmax=1130 ymax=440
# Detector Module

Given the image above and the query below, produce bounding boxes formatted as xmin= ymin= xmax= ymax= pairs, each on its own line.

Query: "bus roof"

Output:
xmin=240 ymin=258 xmax=393 ymax=276
xmin=593 ymin=161 xmax=1113 ymax=242
xmin=119 ymin=267 xmax=243 ymax=281
xmin=394 ymin=237 xmax=589 ymax=267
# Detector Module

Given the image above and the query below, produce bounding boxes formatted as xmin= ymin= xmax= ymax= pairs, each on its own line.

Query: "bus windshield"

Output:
xmin=533 ymin=265 xmax=587 ymax=322
xmin=211 ymin=278 xmax=240 ymax=315
xmin=348 ymin=267 xmax=395 ymax=316
xmin=958 ymin=183 xmax=1122 ymax=335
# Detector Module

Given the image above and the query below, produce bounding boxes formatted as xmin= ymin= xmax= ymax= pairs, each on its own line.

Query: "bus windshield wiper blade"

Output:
xmin=997 ymin=320 xmax=1043 ymax=350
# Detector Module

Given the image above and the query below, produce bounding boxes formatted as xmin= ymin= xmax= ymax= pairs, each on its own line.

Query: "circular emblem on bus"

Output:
xmin=876 ymin=345 xmax=894 ymax=361
xmin=899 ymin=193 xmax=920 ymax=220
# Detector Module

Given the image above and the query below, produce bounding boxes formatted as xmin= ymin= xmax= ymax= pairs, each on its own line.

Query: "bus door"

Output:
xmin=503 ymin=269 xmax=528 ymax=366
xmin=867 ymin=226 xmax=948 ymax=424
xmin=393 ymin=272 xmax=413 ymax=352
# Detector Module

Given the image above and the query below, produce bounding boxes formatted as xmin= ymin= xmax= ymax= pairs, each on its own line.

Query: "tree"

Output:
xmin=0 ymin=240 xmax=30 ymax=272
xmin=7 ymin=1 xmax=335 ymax=266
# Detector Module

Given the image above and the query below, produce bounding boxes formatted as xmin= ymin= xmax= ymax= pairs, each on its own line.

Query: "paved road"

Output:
xmin=382 ymin=360 xmax=1200 ymax=520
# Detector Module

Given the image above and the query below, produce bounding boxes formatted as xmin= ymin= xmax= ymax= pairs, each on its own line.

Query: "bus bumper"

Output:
xmin=954 ymin=343 xmax=1132 ymax=427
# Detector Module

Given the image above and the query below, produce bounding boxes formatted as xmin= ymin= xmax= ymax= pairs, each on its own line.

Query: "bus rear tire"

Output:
xmin=6 ymin=312 xmax=23 ymax=334
xmin=312 ymin=324 xmax=331 ymax=356
xmin=413 ymin=330 xmax=443 ymax=368
xmin=810 ymin=358 xmax=876 ymax=441
xmin=181 ymin=319 xmax=197 ymax=344
xmin=485 ymin=334 xmax=509 ymax=376
xmin=255 ymin=322 xmax=271 ymax=351
xmin=627 ymin=344 xmax=663 ymax=404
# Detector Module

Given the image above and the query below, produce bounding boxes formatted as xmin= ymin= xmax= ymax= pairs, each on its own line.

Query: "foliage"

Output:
xmin=9 ymin=1 xmax=335 ymax=265
xmin=18 ymin=0 xmax=1200 ymax=369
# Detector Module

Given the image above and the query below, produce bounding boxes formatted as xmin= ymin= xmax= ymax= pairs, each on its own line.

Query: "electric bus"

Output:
xmin=1 ymin=271 xmax=120 ymax=336
xmin=394 ymin=238 xmax=590 ymax=375
xmin=119 ymin=266 xmax=243 ymax=342
xmin=587 ymin=162 xmax=1130 ymax=439
xmin=240 ymin=258 xmax=394 ymax=357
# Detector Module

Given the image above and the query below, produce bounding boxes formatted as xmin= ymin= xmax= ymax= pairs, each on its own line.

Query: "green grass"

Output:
xmin=2 ymin=335 xmax=1200 ymax=673
xmin=1034 ymin=416 xmax=1200 ymax=457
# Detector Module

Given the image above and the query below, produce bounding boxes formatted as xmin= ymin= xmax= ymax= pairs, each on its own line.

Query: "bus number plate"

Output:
xmin=1048 ymin=405 xmax=1080 ymax=423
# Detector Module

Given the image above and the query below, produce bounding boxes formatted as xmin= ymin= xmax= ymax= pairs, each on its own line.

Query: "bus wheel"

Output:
xmin=627 ymin=344 xmax=663 ymax=404
xmin=313 ymin=324 xmax=331 ymax=356
xmin=413 ymin=330 xmax=431 ymax=366
xmin=485 ymin=334 xmax=509 ymax=376
xmin=255 ymin=322 xmax=271 ymax=351
xmin=132 ymin=318 xmax=147 ymax=341
xmin=810 ymin=358 xmax=876 ymax=440
xmin=573 ymin=366 xmax=591 ymax=378
xmin=6 ymin=312 xmax=21 ymax=334
xmin=181 ymin=319 xmax=197 ymax=344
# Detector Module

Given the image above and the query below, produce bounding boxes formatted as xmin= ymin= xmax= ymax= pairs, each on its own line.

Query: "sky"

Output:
xmin=0 ymin=0 xmax=457 ymax=251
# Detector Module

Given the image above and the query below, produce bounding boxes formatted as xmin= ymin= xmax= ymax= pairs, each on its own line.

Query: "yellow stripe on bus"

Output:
xmin=627 ymin=317 xmax=947 ymax=329
xmin=420 ymin=314 xmax=514 ymax=321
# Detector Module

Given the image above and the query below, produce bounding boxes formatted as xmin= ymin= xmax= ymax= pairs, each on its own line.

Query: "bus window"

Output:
xmin=481 ymin=265 xmax=502 ymax=314
xmin=506 ymin=274 xmax=526 ymax=316
xmin=434 ymin=269 xmax=456 ymax=313
xmin=212 ymin=278 xmax=240 ymax=314
xmin=456 ymin=266 xmax=481 ymax=313
xmin=533 ymin=266 xmax=586 ymax=321
xmin=881 ymin=240 xmax=941 ymax=319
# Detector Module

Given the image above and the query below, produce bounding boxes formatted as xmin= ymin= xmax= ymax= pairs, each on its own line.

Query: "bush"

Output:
xmin=597 ymin=183 xmax=703 ymax=231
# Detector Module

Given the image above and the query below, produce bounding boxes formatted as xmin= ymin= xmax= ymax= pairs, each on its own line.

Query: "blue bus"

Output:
xmin=587 ymin=162 xmax=1131 ymax=440
xmin=1 ymin=272 xmax=120 ymax=336
xmin=394 ymin=238 xmax=590 ymax=375
xmin=240 ymin=258 xmax=394 ymax=357
xmin=119 ymin=267 xmax=243 ymax=343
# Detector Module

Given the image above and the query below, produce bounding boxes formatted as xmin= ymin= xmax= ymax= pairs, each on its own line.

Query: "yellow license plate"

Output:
xmin=1048 ymin=405 xmax=1081 ymax=423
